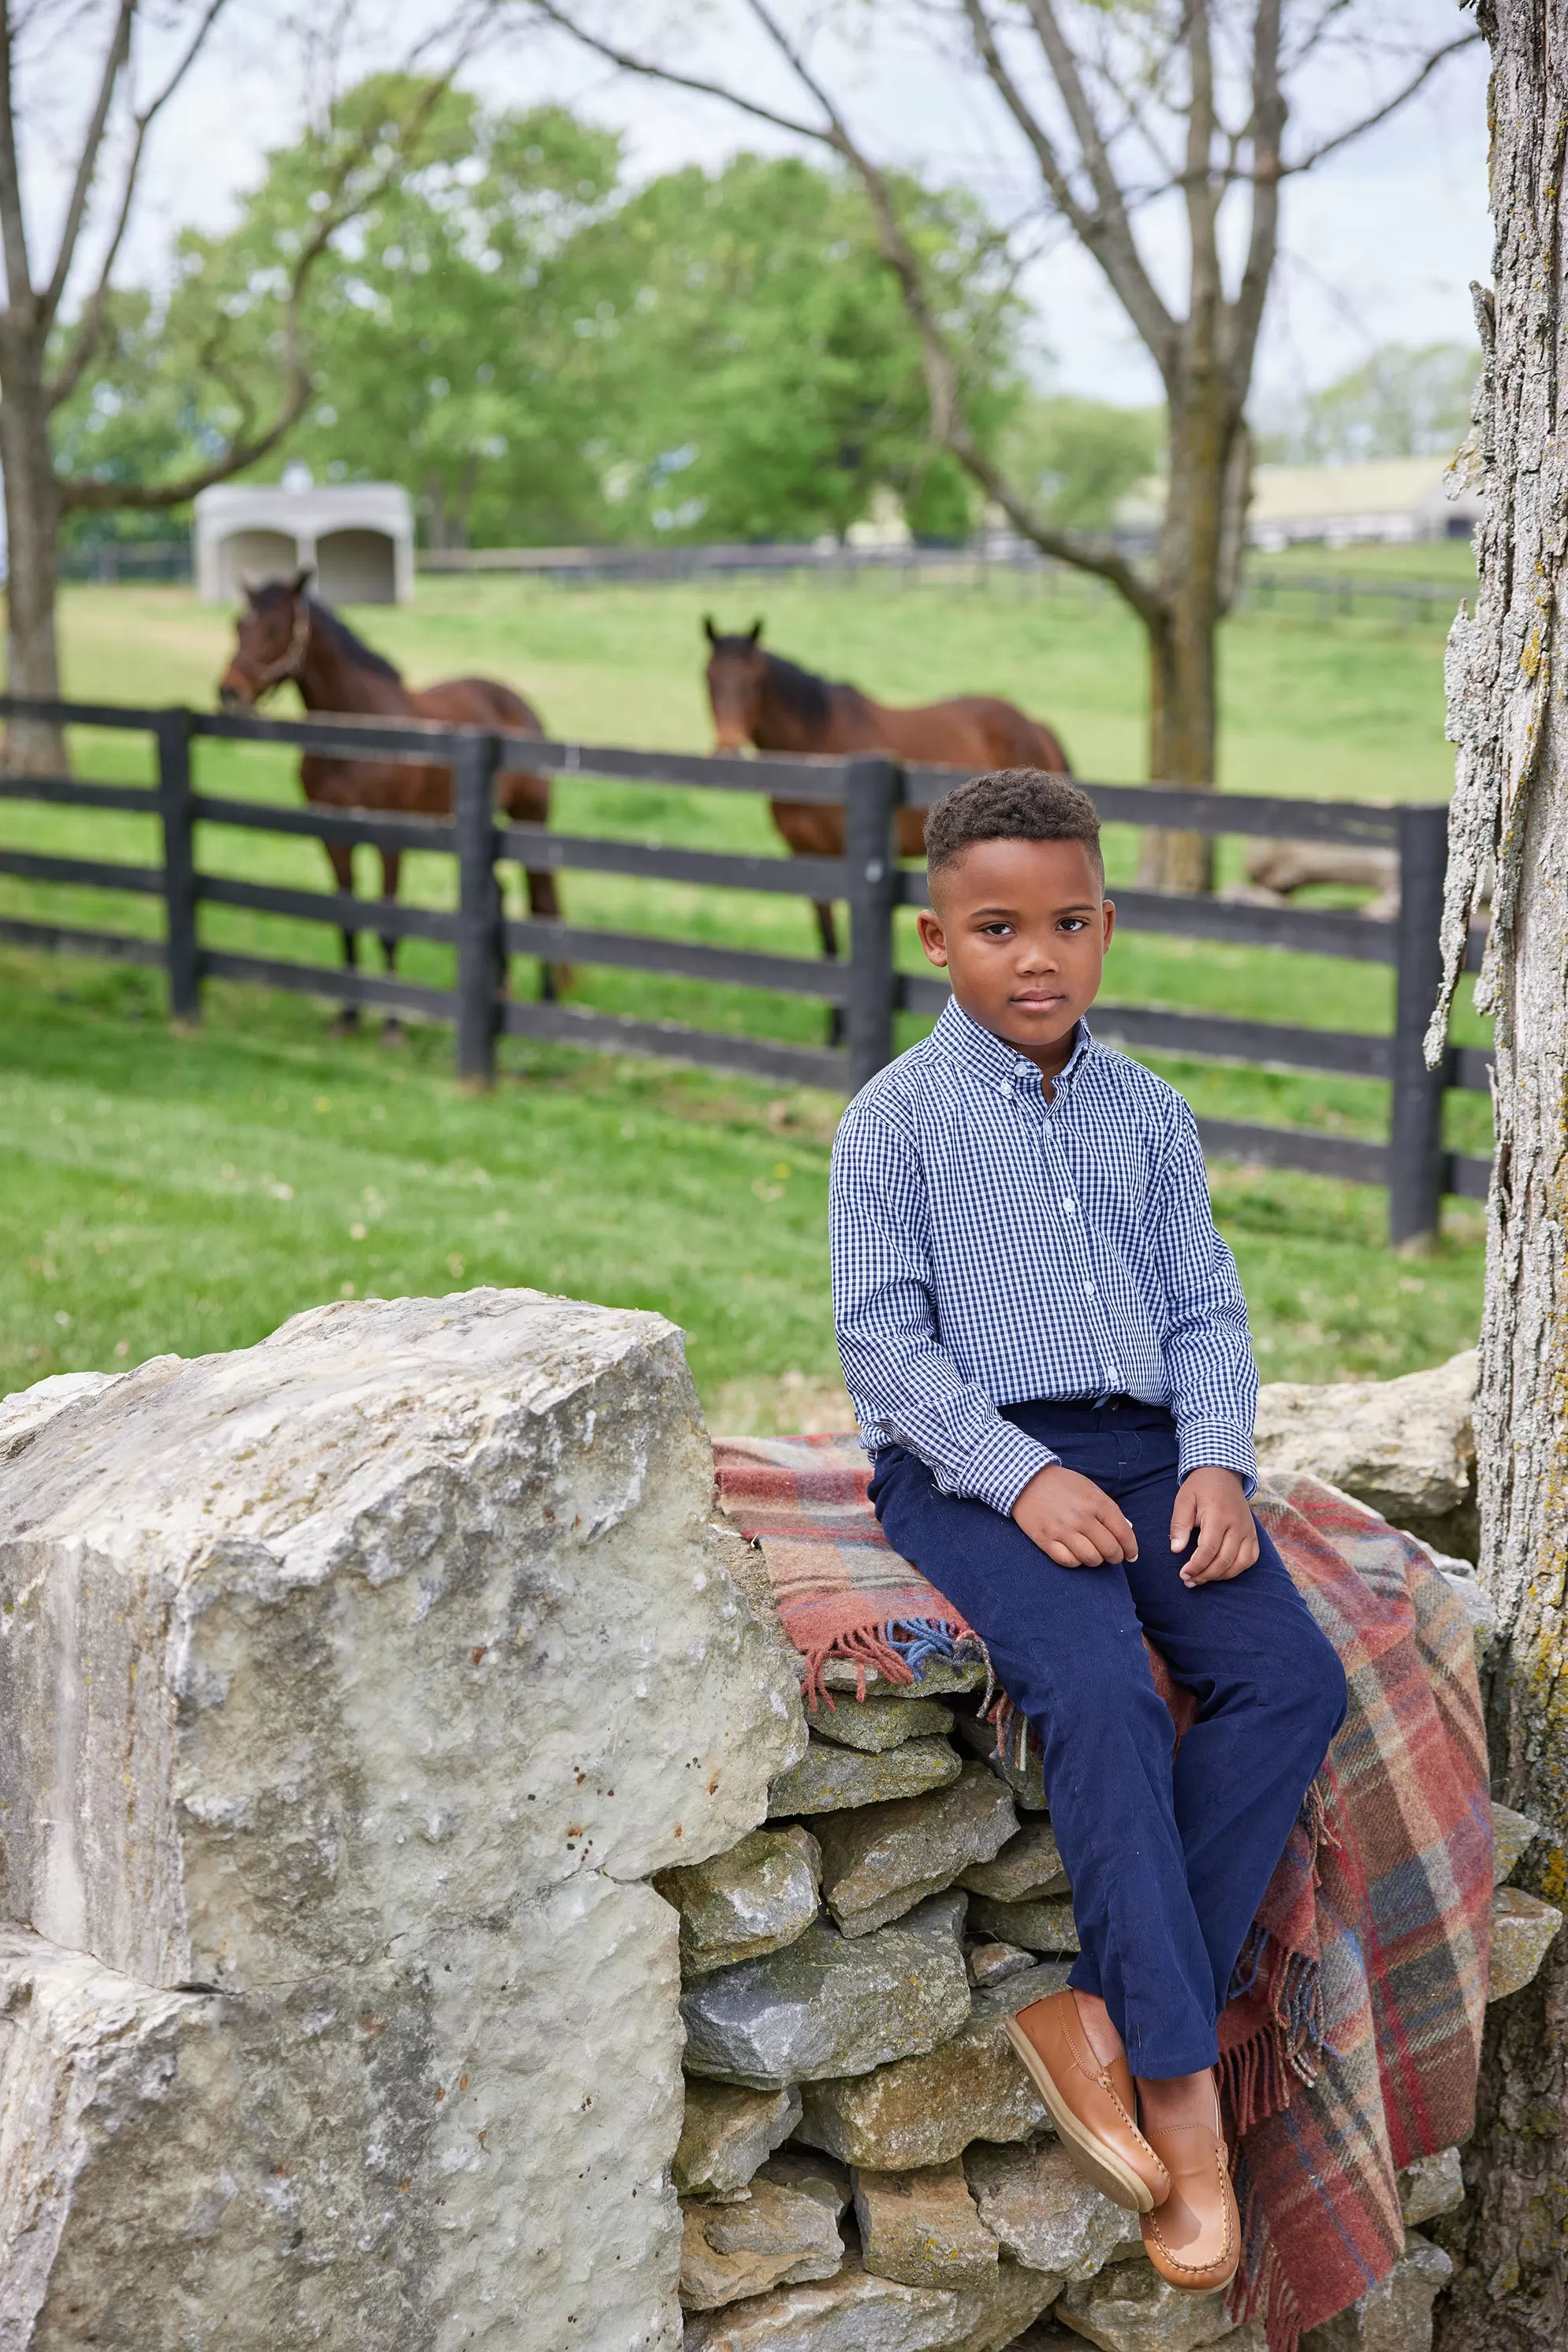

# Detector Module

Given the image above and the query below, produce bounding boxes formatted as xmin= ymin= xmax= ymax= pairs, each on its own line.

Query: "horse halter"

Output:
xmin=242 ymin=595 xmax=313 ymax=696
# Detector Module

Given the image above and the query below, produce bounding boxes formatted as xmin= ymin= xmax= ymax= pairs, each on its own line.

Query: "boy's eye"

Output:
xmin=977 ymin=920 xmax=1014 ymax=937
xmin=1059 ymin=917 xmax=1087 ymax=933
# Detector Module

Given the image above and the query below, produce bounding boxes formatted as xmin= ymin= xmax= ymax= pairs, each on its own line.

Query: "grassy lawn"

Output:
xmin=0 ymin=569 xmax=1487 ymax=1415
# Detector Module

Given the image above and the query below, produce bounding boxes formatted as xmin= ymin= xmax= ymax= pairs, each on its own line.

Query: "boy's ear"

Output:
xmin=915 ymin=908 xmax=949 ymax=968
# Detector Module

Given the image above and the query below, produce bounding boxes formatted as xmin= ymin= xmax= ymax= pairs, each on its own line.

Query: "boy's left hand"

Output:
xmin=1171 ymin=1467 xmax=1258 ymax=1586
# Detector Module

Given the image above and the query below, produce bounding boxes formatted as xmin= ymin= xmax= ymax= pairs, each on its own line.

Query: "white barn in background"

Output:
xmin=194 ymin=480 xmax=415 ymax=605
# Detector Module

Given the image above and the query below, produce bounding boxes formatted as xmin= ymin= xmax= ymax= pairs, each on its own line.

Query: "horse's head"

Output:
xmin=703 ymin=616 xmax=766 ymax=751
xmin=218 ymin=569 xmax=314 ymax=710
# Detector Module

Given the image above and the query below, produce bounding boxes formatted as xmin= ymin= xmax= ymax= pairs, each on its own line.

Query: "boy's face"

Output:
xmin=916 ymin=835 xmax=1114 ymax=1068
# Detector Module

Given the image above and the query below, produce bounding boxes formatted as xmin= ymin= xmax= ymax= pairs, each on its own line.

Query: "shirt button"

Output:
xmin=1063 ymin=1198 xmax=1077 ymax=1215
xmin=1083 ymin=1280 xmax=1096 ymax=1298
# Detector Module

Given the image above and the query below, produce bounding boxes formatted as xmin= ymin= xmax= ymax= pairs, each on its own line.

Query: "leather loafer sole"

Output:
xmin=1003 ymin=2015 xmax=1161 ymax=2213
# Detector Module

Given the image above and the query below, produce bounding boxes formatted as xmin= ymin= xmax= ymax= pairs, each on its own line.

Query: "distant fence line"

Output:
xmin=0 ymin=695 xmax=1487 ymax=1248
xmin=59 ymin=536 xmax=1465 ymax=627
xmin=416 ymin=539 xmax=1464 ymax=624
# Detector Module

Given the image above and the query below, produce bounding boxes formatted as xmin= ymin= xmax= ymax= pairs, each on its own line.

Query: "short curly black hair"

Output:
xmin=923 ymin=768 xmax=1103 ymax=889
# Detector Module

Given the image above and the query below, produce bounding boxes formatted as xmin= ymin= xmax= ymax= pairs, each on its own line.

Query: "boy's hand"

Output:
xmin=1014 ymin=1465 xmax=1139 ymax=1567
xmin=1171 ymin=1467 xmax=1258 ymax=1586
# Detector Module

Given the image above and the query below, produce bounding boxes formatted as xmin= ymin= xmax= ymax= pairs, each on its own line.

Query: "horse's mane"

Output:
xmin=251 ymin=580 xmax=403 ymax=684
xmin=761 ymin=648 xmax=858 ymax=727
xmin=307 ymin=596 xmax=404 ymax=684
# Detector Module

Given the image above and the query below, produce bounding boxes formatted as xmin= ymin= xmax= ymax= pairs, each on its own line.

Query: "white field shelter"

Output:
xmin=194 ymin=482 xmax=415 ymax=605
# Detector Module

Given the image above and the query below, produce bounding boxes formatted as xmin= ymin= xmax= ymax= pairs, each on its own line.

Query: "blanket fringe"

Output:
xmin=1227 ymin=2146 xmax=1305 ymax=2352
xmin=797 ymin=1617 xmax=986 ymax=1711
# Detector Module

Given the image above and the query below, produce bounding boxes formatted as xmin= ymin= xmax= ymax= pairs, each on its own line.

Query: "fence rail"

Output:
xmin=0 ymin=694 xmax=1488 ymax=1245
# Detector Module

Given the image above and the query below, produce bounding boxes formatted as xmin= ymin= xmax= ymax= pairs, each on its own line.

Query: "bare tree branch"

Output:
xmin=58 ymin=43 xmax=471 ymax=513
xmin=37 ymin=0 xmax=134 ymax=334
xmin=47 ymin=0 xmax=233 ymax=411
xmin=1282 ymin=31 xmax=1482 ymax=173
xmin=738 ymin=0 xmax=1164 ymax=624
xmin=1227 ymin=0 xmax=1284 ymax=399
xmin=1184 ymin=0 xmax=1223 ymax=341
xmin=1019 ymin=0 xmax=1175 ymax=360
xmin=525 ymin=0 xmax=826 ymax=144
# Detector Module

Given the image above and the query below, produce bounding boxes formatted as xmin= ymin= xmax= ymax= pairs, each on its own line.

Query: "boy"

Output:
xmin=829 ymin=770 xmax=1346 ymax=2292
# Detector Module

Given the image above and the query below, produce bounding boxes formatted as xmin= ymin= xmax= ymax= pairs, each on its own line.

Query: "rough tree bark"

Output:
xmin=1427 ymin=6 xmax=1568 ymax=2346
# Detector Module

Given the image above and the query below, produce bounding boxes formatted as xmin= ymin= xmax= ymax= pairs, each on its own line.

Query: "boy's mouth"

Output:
xmin=1010 ymin=989 xmax=1069 ymax=1011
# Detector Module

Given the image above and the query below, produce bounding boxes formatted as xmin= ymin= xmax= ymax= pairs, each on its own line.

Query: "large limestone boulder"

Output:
xmin=0 ymin=1292 xmax=803 ymax=1989
xmin=1253 ymin=1350 xmax=1477 ymax=1556
xmin=0 ymin=1292 xmax=806 ymax=2352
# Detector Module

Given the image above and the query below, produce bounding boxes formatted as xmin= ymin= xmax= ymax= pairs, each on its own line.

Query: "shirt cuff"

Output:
xmin=1176 ymin=1418 xmax=1257 ymax=1499
xmin=944 ymin=1418 xmax=1062 ymax=1517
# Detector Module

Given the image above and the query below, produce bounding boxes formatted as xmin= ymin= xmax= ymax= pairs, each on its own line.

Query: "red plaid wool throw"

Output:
xmin=713 ymin=1436 xmax=1492 ymax=2351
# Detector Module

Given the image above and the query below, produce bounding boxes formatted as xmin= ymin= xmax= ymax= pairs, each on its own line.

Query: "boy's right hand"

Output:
xmin=1013 ymin=1465 xmax=1139 ymax=1567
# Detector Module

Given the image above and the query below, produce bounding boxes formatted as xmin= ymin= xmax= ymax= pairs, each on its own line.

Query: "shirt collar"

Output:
xmin=933 ymin=994 xmax=1097 ymax=1094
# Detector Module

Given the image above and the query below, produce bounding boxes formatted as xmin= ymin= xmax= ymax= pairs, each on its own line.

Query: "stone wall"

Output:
xmin=0 ymin=1292 xmax=803 ymax=2350
xmin=0 ymin=1316 xmax=1554 ymax=2352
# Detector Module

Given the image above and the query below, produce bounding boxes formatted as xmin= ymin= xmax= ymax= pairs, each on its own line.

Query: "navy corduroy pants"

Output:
xmin=869 ymin=1399 xmax=1346 ymax=2079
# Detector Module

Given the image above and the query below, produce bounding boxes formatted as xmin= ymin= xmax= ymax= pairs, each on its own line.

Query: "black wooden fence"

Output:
xmin=0 ymin=694 xmax=1488 ymax=1248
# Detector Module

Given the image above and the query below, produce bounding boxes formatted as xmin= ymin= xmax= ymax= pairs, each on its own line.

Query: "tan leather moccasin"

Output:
xmin=1138 ymin=2079 xmax=1241 ymax=2291
xmin=1003 ymin=1989 xmax=1171 ymax=2213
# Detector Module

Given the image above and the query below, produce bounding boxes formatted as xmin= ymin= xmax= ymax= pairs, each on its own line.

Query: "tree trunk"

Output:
xmin=1431 ymin=6 xmax=1568 ymax=2346
xmin=0 ymin=327 xmax=67 ymax=772
xmin=1138 ymin=373 xmax=1238 ymax=891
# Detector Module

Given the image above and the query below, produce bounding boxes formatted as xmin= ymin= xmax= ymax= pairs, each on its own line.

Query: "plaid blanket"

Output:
xmin=713 ymin=1437 xmax=1492 ymax=2351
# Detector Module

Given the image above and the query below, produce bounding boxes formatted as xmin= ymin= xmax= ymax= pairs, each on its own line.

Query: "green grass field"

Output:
xmin=0 ymin=561 xmax=1488 ymax=1417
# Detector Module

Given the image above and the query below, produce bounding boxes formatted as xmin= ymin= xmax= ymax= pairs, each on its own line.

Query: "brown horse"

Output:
xmin=218 ymin=571 xmax=563 ymax=1032
xmin=703 ymin=617 xmax=1071 ymax=974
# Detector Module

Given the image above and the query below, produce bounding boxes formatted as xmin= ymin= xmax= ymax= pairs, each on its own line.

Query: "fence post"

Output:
xmin=453 ymin=730 xmax=503 ymax=1091
xmin=155 ymin=707 xmax=201 ymax=1030
xmin=844 ymin=755 xmax=903 ymax=1094
xmin=1387 ymin=802 xmax=1450 ymax=1251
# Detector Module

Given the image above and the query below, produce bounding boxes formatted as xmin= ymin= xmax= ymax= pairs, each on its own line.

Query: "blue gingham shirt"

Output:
xmin=830 ymin=997 xmax=1258 ymax=1515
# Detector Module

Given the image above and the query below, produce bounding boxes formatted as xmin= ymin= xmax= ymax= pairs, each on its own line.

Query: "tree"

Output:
xmin=1261 ymin=341 xmax=1480 ymax=466
xmin=531 ymin=0 xmax=1479 ymax=885
xmin=1000 ymin=393 xmax=1164 ymax=533
xmin=146 ymin=90 xmax=624 ymax=552
xmin=0 ymin=5 xmax=482 ymax=769
xmin=1425 ymin=8 xmax=1568 ymax=2346
xmin=570 ymin=154 xmax=1015 ymax=545
xmin=68 ymin=115 xmax=1020 ymax=553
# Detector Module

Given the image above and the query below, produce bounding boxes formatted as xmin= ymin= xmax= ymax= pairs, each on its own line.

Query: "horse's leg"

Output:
xmin=378 ymin=848 xmax=404 ymax=1045
xmin=325 ymin=839 xmax=360 ymax=1036
xmin=814 ymin=899 xmax=845 ymax=1048
xmin=526 ymin=863 xmax=569 ymax=1002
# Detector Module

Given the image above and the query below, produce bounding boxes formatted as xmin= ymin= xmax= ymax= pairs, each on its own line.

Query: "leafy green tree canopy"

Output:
xmin=57 ymin=78 xmax=1024 ymax=549
xmin=999 ymin=393 xmax=1164 ymax=534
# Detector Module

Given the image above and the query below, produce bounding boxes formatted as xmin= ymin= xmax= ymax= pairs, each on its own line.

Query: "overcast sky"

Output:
xmin=46 ymin=2 xmax=1492 ymax=421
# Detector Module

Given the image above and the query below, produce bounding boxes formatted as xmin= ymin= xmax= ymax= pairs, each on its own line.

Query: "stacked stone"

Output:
xmin=0 ymin=1294 xmax=809 ymax=2351
xmin=659 ymin=1656 xmax=1556 ymax=2352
